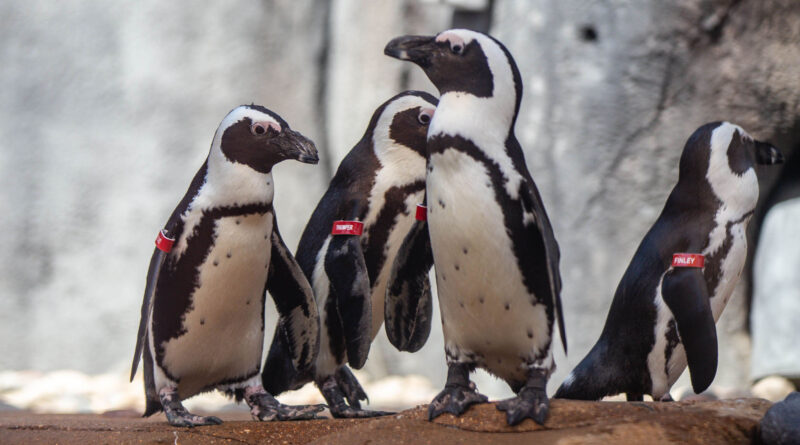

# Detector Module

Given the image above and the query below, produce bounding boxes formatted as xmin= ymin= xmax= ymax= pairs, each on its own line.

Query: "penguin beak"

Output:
xmin=384 ymin=35 xmax=436 ymax=67
xmin=276 ymin=129 xmax=319 ymax=165
xmin=755 ymin=141 xmax=784 ymax=165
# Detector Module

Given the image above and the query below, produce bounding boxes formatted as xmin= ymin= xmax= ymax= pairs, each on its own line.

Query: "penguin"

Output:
xmin=384 ymin=30 xmax=567 ymax=426
xmin=261 ymin=91 xmax=438 ymax=418
xmin=130 ymin=105 xmax=325 ymax=427
xmin=555 ymin=122 xmax=784 ymax=402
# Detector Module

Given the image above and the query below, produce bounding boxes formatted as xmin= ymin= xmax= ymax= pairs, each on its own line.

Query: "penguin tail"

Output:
xmin=143 ymin=398 xmax=162 ymax=417
xmin=554 ymin=341 xmax=616 ymax=401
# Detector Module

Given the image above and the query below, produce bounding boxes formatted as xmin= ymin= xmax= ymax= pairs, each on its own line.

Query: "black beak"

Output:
xmin=756 ymin=141 xmax=784 ymax=165
xmin=384 ymin=35 xmax=436 ymax=67
xmin=278 ymin=129 xmax=319 ymax=165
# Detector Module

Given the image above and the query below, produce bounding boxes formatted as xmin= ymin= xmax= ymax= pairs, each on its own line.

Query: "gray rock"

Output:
xmin=759 ymin=392 xmax=800 ymax=445
xmin=751 ymin=199 xmax=800 ymax=380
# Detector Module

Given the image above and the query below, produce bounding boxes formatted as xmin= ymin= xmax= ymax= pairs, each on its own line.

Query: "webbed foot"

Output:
xmin=496 ymin=369 xmax=550 ymax=426
xmin=159 ymin=387 xmax=223 ymax=427
xmin=317 ymin=368 xmax=393 ymax=418
xmin=245 ymin=386 xmax=325 ymax=421
xmin=428 ymin=363 xmax=487 ymax=420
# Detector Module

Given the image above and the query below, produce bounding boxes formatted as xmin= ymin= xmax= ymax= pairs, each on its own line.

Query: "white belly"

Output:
xmin=647 ymin=220 xmax=749 ymax=397
xmin=428 ymin=150 xmax=551 ymax=382
xmin=161 ymin=212 xmax=273 ymax=397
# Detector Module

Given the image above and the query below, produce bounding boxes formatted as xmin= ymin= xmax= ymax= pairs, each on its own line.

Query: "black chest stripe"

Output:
xmin=153 ymin=202 xmax=273 ymax=372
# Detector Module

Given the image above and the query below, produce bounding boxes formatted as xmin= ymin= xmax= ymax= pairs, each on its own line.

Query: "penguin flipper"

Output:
xmin=385 ymin=218 xmax=433 ymax=352
xmin=131 ymin=245 xmax=168 ymax=382
xmin=324 ymin=233 xmax=372 ymax=369
xmin=266 ymin=216 xmax=321 ymax=376
xmin=661 ymin=267 xmax=717 ymax=394
xmin=519 ymin=182 xmax=567 ymax=354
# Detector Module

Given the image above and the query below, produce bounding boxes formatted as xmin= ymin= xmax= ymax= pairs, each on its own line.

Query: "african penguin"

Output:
xmin=261 ymin=91 xmax=438 ymax=418
xmin=555 ymin=122 xmax=784 ymax=402
xmin=130 ymin=105 xmax=325 ymax=427
xmin=385 ymin=30 xmax=567 ymax=426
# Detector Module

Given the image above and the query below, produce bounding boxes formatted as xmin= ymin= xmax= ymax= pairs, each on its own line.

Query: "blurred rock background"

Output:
xmin=0 ymin=0 xmax=798 ymax=413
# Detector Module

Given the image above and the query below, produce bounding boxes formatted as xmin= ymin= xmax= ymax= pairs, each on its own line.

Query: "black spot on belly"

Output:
xmin=428 ymin=165 xmax=433 ymax=172
xmin=478 ymin=296 xmax=484 ymax=304
xmin=454 ymin=264 xmax=460 ymax=271
xmin=505 ymin=303 xmax=510 ymax=310
xmin=459 ymin=301 xmax=464 ymax=308
xmin=438 ymin=199 xmax=446 ymax=209
xmin=227 ymin=252 xmax=232 ymax=258
xmin=463 ymin=248 xmax=468 ymax=254
xmin=246 ymin=300 xmax=251 ymax=305
xmin=441 ymin=273 xmax=446 ymax=281
xmin=213 ymin=260 xmax=219 ymax=266
xmin=200 ymin=319 xmax=205 ymax=326
xmin=527 ymin=329 xmax=533 ymax=339
xmin=235 ymin=219 xmax=241 ymax=225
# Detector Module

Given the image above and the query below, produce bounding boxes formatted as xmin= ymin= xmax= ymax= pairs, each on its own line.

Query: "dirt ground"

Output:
xmin=0 ymin=398 xmax=771 ymax=445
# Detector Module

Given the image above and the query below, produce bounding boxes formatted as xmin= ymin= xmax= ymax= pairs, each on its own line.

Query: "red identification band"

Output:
xmin=155 ymin=229 xmax=175 ymax=253
xmin=415 ymin=204 xmax=427 ymax=221
xmin=331 ymin=220 xmax=364 ymax=236
xmin=672 ymin=253 xmax=705 ymax=268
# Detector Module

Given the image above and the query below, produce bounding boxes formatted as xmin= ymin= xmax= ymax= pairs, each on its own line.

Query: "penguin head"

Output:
xmin=678 ymin=122 xmax=783 ymax=210
xmin=384 ymin=29 xmax=521 ymax=119
xmin=367 ymin=91 xmax=438 ymax=159
xmin=213 ymin=105 xmax=318 ymax=174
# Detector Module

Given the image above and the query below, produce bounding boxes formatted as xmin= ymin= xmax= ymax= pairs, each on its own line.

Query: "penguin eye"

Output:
xmin=251 ymin=122 xmax=278 ymax=137
xmin=417 ymin=110 xmax=433 ymax=125
xmin=451 ymin=43 xmax=464 ymax=55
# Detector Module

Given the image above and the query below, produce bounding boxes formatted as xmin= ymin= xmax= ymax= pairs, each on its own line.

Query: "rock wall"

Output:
xmin=1 ymin=0 xmax=798 ymax=401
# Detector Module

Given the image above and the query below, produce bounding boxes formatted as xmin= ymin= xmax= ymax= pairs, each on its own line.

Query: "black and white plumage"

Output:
xmin=385 ymin=29 xmax=566 ymax=426
xmin=555 ymin=122 xmax=784 ymax=402
xmin=130 ymin=105 xmax=324 ymax=427
xmin=261 ymin=91 xmax=438 ymax=418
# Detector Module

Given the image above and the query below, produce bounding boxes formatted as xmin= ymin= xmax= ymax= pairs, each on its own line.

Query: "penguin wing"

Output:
xmin=519 ymin=181 xmax=567 ymax=354
xmin=324 ymin=232 xmax=372 ymax=369
xmin=265 ymin=215 xmax=321 ymax=376
xmin=661 ymin=267 xmax=717 ymax=394
xmin=130 ymin=246 xmax=167 ymax=382
xmin=385 ymin=218 xmax=434 ymax=352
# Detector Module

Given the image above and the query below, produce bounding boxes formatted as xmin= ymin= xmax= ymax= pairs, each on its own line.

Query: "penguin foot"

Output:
xmin=245 ymin=386 xmax=325 ymax=421
xmin=496 ymin=386 xmax=549 ymax=426
xmin=428 ymin=382 xmax=488 ymax=420
xmin=496 ymin=370 xmax=550 ymax=426
xmin=334 ymin=366 xmax=368 ymax=409
xmin=317 ymin=370 xmax=394 ymax=419
xmin=159 ymin=387 xmax=223 ymax=427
